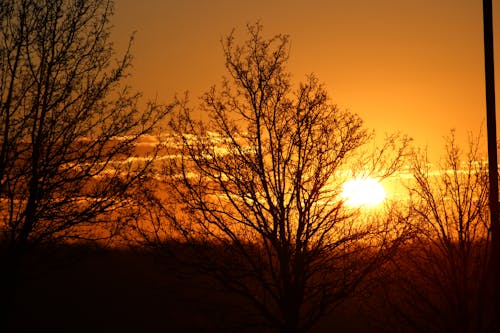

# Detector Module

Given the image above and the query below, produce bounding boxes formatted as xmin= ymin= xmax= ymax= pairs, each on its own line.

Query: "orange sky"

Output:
xmin=112 ymin=0 xmax=500 ymax=161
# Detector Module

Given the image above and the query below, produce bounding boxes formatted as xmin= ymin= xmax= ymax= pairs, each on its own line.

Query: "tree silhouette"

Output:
xmin=141 ymin=23 xmax=411 ymax=333
xmin=0 ymin=0 xmax=171 ymax=323
xmin=378 ymin=132 xmax=491 ymax=333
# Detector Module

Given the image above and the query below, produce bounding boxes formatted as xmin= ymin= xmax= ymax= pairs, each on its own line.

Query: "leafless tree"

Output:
xmin=0 ymin=0 xmax=171 ymax=321
xmin=140 ymin=23 xmax=411 ymax=333
xmin=377 ymin=131 xmax=491 ymax=333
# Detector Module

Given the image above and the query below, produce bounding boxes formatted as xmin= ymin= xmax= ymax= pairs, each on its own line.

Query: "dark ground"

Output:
xmin=7 ymin=246 xmax=379 ymax=333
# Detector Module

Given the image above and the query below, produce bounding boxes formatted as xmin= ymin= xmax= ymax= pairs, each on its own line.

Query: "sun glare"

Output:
xmin=341 ymin=177 xmax=386 ymax=207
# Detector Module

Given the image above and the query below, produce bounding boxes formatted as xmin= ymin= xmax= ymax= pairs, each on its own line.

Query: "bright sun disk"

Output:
xmin=341 ymin=177 xmax=386 ymax=207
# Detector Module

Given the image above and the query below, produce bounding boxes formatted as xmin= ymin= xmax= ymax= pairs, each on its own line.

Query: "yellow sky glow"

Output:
xmin=112 ymin=0 xmax=500 ymax=162
xmin=342 ymin=177 xmax=387 ymax=207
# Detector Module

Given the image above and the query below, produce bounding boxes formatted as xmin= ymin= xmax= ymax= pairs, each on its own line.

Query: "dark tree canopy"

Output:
xmin=140 ymin=23 xmax=411 ymax=333
xmin=379 ymin=132 xmax=491 ymax=333
xmin=0 ymin=0 xmax=170 ymax=256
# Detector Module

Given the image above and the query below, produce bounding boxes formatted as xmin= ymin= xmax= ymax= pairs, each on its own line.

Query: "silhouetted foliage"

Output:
xmin=0 ymin=0 xmax=171 ymax=324
xmin=375 ymin=132 xmax=491 ymax=333
xmin=138 ymin=23 xmax=411 ymax=333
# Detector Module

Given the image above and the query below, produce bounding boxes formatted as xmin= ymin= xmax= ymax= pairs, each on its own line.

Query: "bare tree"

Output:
xmin=0 ymin=0 xmax=171 ymax=321
xmin=378 ymin=131 xmax=491 ymax=333
xmin=140 ymin=24 xmax=411 ymax=333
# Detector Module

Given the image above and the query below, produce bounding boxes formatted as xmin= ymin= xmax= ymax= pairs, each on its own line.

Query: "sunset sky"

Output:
xmin=112 ymin=0 xmax=500 ymax=160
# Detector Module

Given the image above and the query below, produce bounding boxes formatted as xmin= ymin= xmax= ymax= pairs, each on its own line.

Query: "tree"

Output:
xmin=378 ymin=132 xmax=491 ymax=333
xmin=141 ymin=23 xmax=411 ymax=333
xmin=0 ymin=0 xmax=171 ymax=321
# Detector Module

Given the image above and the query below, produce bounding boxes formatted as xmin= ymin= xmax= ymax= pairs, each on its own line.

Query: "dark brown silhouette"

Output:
xmin=482 ymin=1 xmax=500 ymax=330
xmin=139 ymin=23 xmax=412 ymax=333
xmin=373 ymin=132 xmax=492 ymax=333
xmin=0 ymin=0 xmax=171 ymax=325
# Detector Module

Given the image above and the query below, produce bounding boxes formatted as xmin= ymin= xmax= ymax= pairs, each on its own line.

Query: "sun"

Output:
xmin=341 ymin=177 xmax=386 ymax=207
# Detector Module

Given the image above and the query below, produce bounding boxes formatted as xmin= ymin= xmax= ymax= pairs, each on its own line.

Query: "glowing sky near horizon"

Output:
xmin=342 ymin=177 xmax=387 ymax=207
xmin=112 ymin=0 xmax=500 ymax=161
